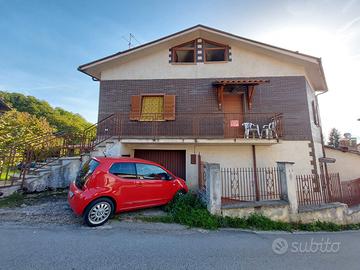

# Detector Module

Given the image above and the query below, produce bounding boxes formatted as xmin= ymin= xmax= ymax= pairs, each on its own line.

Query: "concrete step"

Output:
xmin=27 ymin=169 xmax=51 ymax=176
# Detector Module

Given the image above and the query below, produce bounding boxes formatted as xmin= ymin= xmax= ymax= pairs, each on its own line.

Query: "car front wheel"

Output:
xmin=83 ymin=198 xmax=114 ymax=227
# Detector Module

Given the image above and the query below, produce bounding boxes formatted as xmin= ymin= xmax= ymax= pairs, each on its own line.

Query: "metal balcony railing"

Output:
xmin=96 ymin=112 xmax=284 ymax=140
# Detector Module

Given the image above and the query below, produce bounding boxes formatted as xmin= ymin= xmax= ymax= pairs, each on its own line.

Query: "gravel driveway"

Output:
xmin=0 ymin=193 xmax=82 ymax=225
xmin=0 ymin=192 xmax=166 ymax=226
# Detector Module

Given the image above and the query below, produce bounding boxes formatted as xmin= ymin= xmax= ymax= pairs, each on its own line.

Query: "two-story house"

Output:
xmin=78 ymin=25 xmax=328 ymax=189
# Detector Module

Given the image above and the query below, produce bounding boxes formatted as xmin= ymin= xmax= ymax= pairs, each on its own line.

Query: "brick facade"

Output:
xmin=98 ymin=76 xmax=313 ymax=141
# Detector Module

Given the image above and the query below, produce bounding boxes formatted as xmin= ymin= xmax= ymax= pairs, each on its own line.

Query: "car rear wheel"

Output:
xmin=84 ymin=198 xmax=114 ymax=227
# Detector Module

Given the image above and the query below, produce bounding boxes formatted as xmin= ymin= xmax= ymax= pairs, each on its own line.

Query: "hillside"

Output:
xmin=0 ymin=91 xmax=91 ymax=134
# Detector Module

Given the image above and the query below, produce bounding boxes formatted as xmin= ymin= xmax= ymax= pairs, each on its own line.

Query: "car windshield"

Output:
xmin=75 ymin=159 xmax=100 ymax=188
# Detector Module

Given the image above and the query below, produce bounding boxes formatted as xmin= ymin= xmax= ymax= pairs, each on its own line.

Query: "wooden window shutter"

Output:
xmin=164 ymin=95 xmax=176 ymax=120
xmin=130 ymin=95 xmax=141 ymax=120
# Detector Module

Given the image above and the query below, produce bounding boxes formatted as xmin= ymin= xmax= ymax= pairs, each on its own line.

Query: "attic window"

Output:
xmin=204 ymin=40 xmax=227 ymax=62
xmin=172 ymin=41 xmax=195 ymax=63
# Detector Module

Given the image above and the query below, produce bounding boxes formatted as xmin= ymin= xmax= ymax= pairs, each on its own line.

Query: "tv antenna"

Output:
xmin=122 ymin=33 xmax=141 ymax=49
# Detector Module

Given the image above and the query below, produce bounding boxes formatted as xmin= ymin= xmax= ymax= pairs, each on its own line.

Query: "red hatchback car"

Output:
xmin=68 ymin=157 xmax=188 ymax=226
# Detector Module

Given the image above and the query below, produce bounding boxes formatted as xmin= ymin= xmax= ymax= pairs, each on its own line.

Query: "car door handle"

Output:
xmin=136 ymin=181 xmax=143 ymax=187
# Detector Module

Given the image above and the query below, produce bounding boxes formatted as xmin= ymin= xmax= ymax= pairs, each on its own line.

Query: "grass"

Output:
xmin=0 ymin=192 xmax=25 ymax=208
xmin=0 ymin=169 xmax=17 ymax=181
xmin=139 ymin=193 xmax=360 ymax=232
xmin=0 ymin=189 xmax=68 ymax=208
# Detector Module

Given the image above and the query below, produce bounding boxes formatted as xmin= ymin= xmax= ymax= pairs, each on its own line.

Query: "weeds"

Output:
xmin=139 ymin=192 xmax=360 ymax=232
xmin=0 ymin=189 xmax=67 ymax=208
xmin=0 ymin=192 xmax=24 ymax=208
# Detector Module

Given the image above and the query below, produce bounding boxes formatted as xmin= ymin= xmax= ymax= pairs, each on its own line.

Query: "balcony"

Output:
xmin=94 ymin=112 xmax=283 ymax=144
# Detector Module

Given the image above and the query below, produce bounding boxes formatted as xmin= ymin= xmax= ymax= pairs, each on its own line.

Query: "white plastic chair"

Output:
xmin=261 ymin=119 xmax=278 ymax=139
xmin=242 ymin=122 xmax=260 ymax=139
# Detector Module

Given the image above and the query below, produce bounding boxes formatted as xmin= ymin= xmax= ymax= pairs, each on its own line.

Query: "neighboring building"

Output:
xmin=339 ymin=133 xmax=358 ymax=151
xmin=0 ymin=99 xmax=10 ymax=115
xmin=325 ymin=146 xmax=360 ymax=182
xmin=78 ymin=25 xmax=328 ymax=189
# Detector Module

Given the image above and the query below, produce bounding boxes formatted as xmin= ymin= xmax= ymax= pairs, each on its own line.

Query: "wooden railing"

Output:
xmin=96 ymin=112 xmax=283 ymax=140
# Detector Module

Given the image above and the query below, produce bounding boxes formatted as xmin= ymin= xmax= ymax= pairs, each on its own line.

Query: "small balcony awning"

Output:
xmin=213 ymin=79 xmax=270 ymax=86
xmin=213 ymin=79 xmax=270 ymax=110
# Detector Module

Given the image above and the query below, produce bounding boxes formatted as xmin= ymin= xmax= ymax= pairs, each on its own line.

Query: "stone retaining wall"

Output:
xmin=222 ymin=201 xmax=290 ymax=222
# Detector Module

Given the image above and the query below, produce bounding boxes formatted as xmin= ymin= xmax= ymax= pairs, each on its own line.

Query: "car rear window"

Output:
xmin=75 ymin=159 xmax=100 ymax=188
xmin=109 ymin=162 xmax=137 ymax=179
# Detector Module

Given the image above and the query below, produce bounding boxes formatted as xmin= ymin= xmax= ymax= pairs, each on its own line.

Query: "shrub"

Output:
xmin=165 ymin=193 xmax=219 ymax=229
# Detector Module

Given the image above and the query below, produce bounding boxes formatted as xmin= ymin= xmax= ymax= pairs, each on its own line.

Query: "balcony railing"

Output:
xmin=95 ymin=112 xmax=283 ymax=140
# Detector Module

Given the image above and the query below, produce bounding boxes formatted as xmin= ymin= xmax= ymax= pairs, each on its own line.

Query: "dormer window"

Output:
xmin=204 ymin=40 xmax=227 ymax=62
xmin=170 ymin=39 xmax=230 ymax=64
xmin=172 ymin=41 xmax=195 ymax=63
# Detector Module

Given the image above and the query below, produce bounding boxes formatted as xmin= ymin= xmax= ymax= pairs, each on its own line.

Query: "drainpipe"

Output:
xmin=316 ymin=90 xmax=328 ymax=163
xmin=252 ymin=145 xmax=260 ymax=201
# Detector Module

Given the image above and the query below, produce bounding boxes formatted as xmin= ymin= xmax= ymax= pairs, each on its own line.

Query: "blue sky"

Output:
xmin=0 ymin=0 xmax=359 ymax=138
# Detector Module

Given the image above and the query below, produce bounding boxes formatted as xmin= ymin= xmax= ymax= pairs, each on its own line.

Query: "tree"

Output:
xmin=0 ymin=91 xmax=91 ymax=134
xmin=328 ymin=128 xmax=341 ymax=148
xmin=0 ymin=111 xmax=54 ymax=150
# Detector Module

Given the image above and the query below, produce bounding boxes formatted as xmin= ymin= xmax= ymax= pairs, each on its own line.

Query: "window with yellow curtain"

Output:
xmin=140 ymin=96 xmax=164 ymax=121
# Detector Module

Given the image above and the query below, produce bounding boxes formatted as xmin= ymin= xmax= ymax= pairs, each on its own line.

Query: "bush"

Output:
xmin=246 ymin=213 xmax=292 ymax=231
xmin=165 ymin=193 xmax=220 ymax=229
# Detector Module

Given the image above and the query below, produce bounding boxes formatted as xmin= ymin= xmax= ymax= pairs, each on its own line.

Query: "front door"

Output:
xmin=223 ymin=94 xmax=244 ymax=138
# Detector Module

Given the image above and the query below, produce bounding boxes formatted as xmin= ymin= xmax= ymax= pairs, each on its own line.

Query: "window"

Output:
xmin=173 ymin=41 xmax=195 ymax=63
xmin=136 ymin=163 xmax=173 ymax=180
xmin=312 ymin=100 xmax=319 ymax=126
xmin=204 ymin=40 xmax=227 ymax=62
xmin=75 ymin=159 xmax=100 ymax=188
xmin=109 ymin=162 xmax=137 ymax=179
xmin=140 ymin=96 xmax=164 ymax=121
xmin=130 ymin=95 xmax=176 ymax=121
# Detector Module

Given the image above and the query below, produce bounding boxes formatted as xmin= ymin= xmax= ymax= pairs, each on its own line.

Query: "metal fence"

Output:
xmin=221 ymin=167 xmax=282 ymax=204
xmin=97 ymin=112 xmax=284 ymax=140
xmin=296 ymin=173 xmax=360 ymax=207
xmin=0 ymin=115 xmax=114 ymax=189
xmin=296 ymin=174 xmax=325 ymax=206
xmin=340 ymin=178 xmax=360 ymax=207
